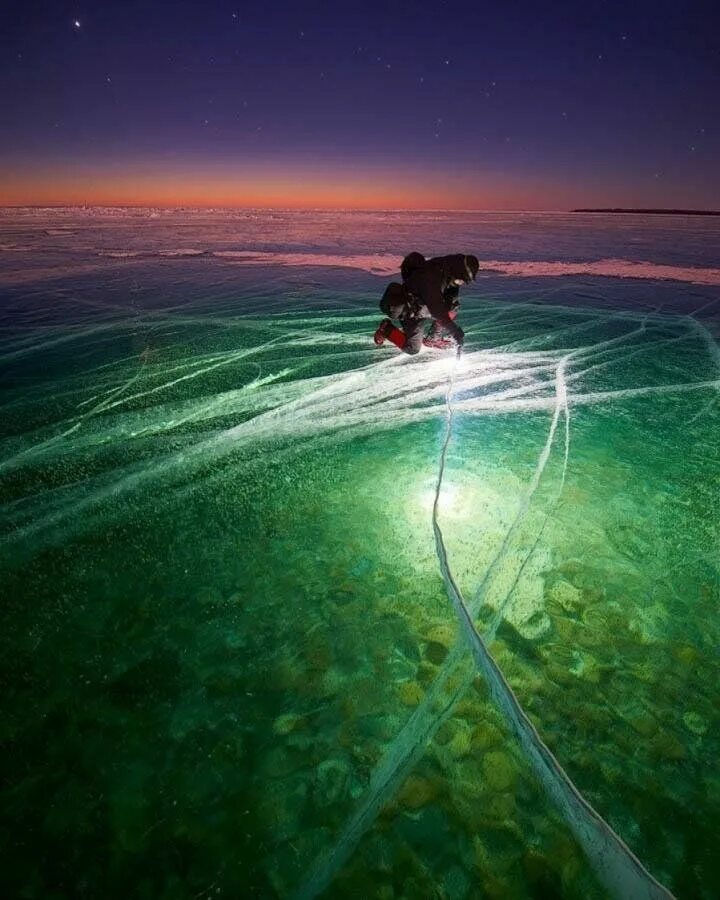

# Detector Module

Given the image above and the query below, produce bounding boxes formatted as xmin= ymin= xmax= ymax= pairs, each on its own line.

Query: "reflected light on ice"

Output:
xmin=420 ymin=481 xmax=459 ymax=513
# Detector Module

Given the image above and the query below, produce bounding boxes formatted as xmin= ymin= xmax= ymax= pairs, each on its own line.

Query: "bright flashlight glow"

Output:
xmin=421 ymin=482 xmax=459 ymax=512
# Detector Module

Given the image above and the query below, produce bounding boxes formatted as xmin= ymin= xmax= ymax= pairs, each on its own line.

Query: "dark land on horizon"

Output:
xmin=573 ymin=208 xmax=720 ymax=216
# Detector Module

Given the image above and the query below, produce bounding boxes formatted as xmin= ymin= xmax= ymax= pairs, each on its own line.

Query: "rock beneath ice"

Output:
xmin=398 ymin=680 xmax=424 ymax=706
xmin=471 ymin=721 xmax=503 ymax=752
xmin=423 ymin=623 xmax=457 ymax=648
xmin=398 ymin=774 xmax=437 ymax=810
xmin=627 ymin=602 xmax=670 ymax=644
xmin=482 ymin=750 xmax=517 ymax=792
xmin=514 ymin=610 xmax=552 ymax=641
xmin=424 ymin=640 xmax=449 ymax=665
xmin=448 ymin=726 xmax=472 ymax=759
xmin=546 ymin=578 xmax=583 ymax=614
xmin=682 ymin=711 xmax=707 ymax=735
xmin=485 ymin=791 xmax=516 ymax=823
xmin=272 ymin=712 xmax=304 ymax=735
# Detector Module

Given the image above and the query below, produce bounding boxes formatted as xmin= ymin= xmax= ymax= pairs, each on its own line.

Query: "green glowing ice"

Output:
xmin=1 ymin=265 xmax=719 ymax=899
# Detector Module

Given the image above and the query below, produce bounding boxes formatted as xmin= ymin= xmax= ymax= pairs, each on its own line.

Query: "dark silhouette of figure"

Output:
xmin=374 ymin=253 xmax=479 ymax=354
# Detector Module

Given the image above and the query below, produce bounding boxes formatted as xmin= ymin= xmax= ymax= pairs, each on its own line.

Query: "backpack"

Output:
xmin=380 ymin=282 xmax=411 ymax=319
xmin=400 ymin=251 xmax=426 ymax=283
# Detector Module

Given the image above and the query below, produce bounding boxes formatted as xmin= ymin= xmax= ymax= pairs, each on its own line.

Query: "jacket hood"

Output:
xmin=442 ymin=253 xmax=479 ymax=283
xmin=400 ymin=251 xmax=426 ymax=283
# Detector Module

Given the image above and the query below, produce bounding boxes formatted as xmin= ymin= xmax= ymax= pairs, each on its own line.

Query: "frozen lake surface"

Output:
xmin=1 ymin=209 xmax=719 ymax=898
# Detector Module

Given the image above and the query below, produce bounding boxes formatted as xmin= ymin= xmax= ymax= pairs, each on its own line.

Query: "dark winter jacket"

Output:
xmin=401 ymin=254 xmax=478 ymax=346
xmin=401 ymin=254 xmax=477 ymax=313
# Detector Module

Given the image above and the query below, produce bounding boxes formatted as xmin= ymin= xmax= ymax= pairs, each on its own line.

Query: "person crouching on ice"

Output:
xmin=374 ymin=253 xmax=480 ymax=354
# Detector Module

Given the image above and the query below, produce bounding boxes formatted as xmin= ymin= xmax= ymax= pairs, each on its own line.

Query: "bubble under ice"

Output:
xmin=1 ymin=210 xmax=719 ymax=899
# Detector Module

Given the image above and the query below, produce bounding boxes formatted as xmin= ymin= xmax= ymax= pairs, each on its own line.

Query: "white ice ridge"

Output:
xmin=2 ymin=316 xmax=718 ymax=550
xmin=685 ymin=313 xmax=720 ymax=423
xmin=429 ymin=356 xmax=673 ymax=899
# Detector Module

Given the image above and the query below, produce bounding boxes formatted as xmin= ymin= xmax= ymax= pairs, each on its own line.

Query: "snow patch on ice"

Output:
xmin=213 ymin=250 xmax=401 ymax=274
xmin=98 ymin=248 xmax=208 ymax=258
xmin=479 ymin=258 xmax=720 ymax=285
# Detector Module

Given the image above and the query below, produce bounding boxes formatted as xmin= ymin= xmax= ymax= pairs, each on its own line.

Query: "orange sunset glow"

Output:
xmin=1 ymin=160 xmax=586 ymax=210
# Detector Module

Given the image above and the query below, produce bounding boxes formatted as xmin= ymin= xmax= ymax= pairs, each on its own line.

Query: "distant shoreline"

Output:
xmin=1 ymin=205 xmax=719 ymax=216
xmin=573 ymin=208 xmax=720 ymax=217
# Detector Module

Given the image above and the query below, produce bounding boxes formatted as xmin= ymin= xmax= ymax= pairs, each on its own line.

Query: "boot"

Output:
xmin=374 ymin=319 xmax=406 ymax=349
xmin=373 ymin=319 xmax=393 ymax=345
xmin=423 ymin=320 xmax=452 ymax=349
xmin=423 ymin=311 xmax=460 ymax=349
xmin=423 ymin=336 xmax=455 ymax=350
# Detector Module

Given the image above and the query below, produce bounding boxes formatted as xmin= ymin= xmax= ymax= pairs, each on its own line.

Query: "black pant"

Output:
xmin=400 ymin=317 xmax=429 ymax=355
xmin=400 ymin=315 xmax=462 ymax=354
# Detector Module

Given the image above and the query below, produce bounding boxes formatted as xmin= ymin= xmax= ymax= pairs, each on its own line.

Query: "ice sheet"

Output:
xmin=1 ymin=210 xmax=719 ymax=899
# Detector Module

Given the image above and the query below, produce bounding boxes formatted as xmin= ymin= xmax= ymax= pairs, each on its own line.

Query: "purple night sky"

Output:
xmin=1 ymin=0 xmax=718 ymax=208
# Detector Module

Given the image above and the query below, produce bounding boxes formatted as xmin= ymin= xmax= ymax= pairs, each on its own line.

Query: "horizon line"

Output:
xmin=0 ymin=204 xmax=566 ymax=213
xmin=2 ymin=205 xmax=719 ymax=215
